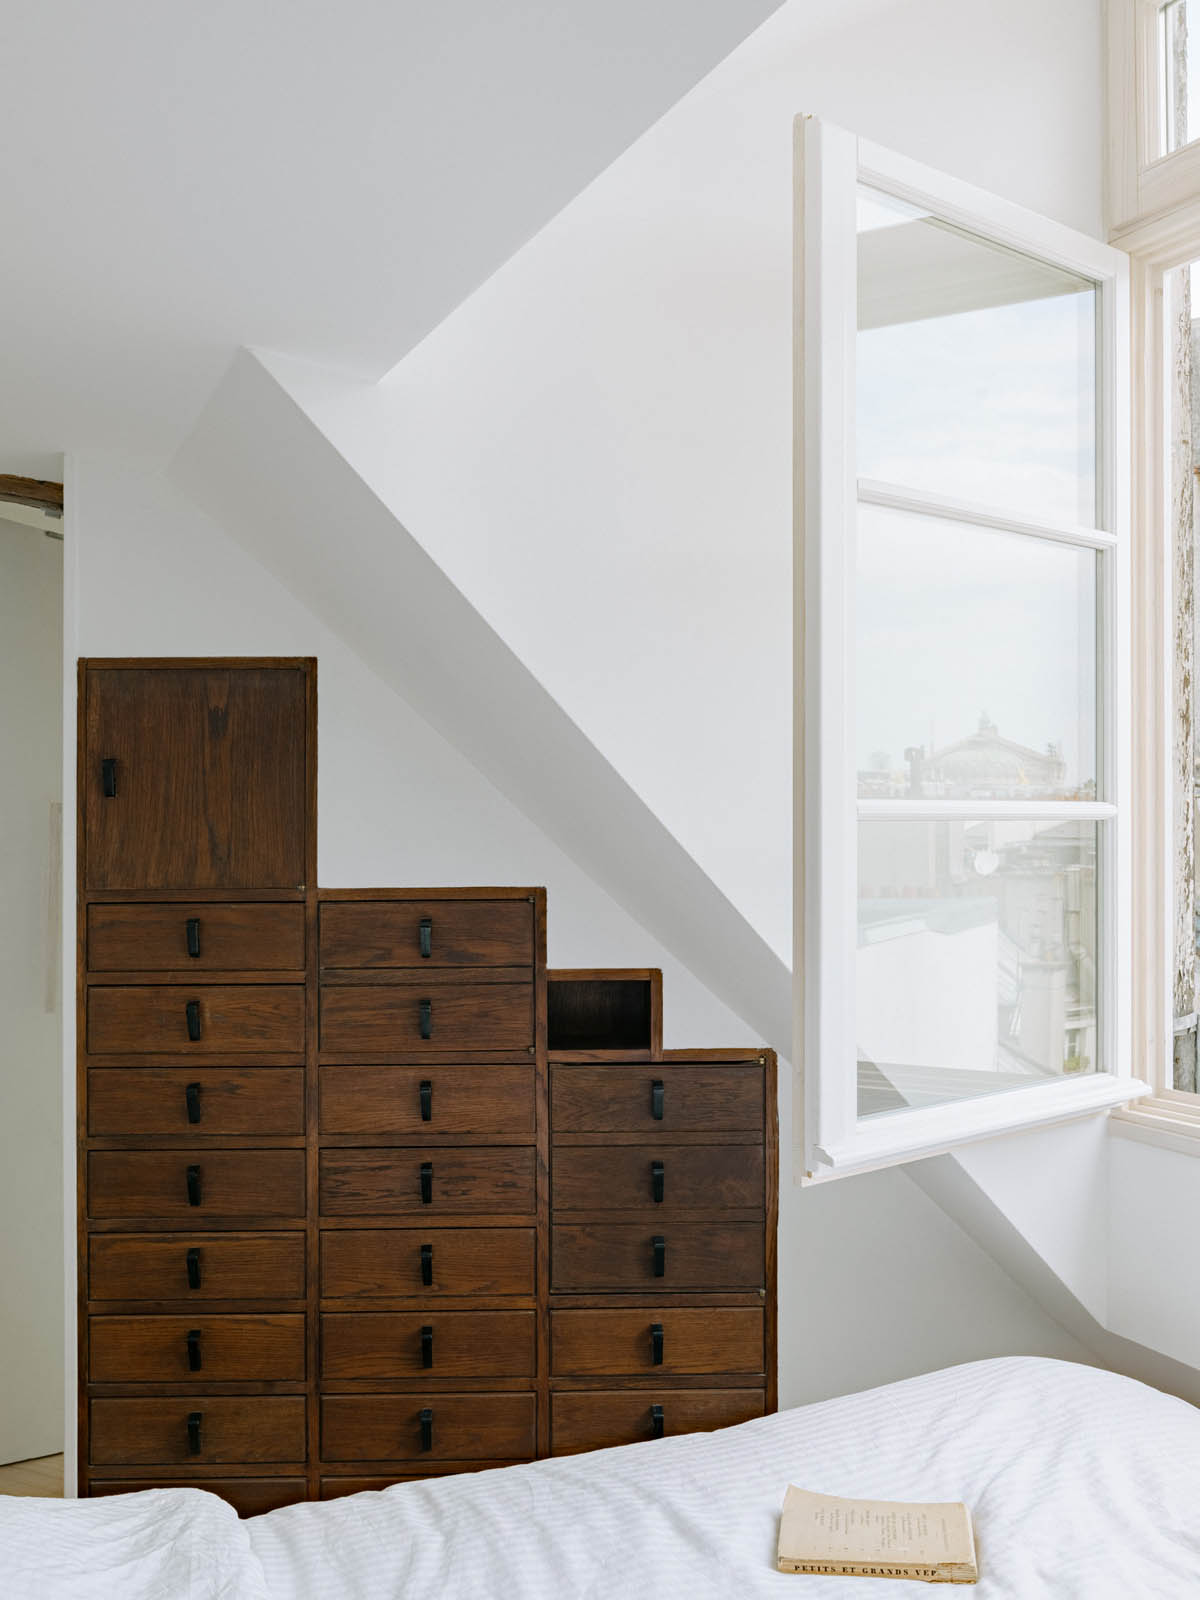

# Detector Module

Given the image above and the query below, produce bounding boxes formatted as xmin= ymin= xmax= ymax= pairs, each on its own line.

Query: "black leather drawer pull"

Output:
xmin=187 ymin=1329 xmax=202 ymax=1372
xmin=185 ymin=1001 xmax=202 ymax=1042
xmin=186 ymin=1247 xmax=202 ymax=1290
xmin=101 ymin=757 xmax=118 ymax=797
xmin=652 ymin=1234 xmax=665 ymax=1278
xmin=419 ymin=1080 xmax=433 ymax=1122
xmin=186 ymin=1164 xmax=202 ymax=1207
xmin=651 ymin=1160 xmax=665 ymax=1203
xmin=650 ymin=1080 xmax=664 ymax=1120
xmin=187 ymin=1411 xmax=203 ymax=1455
xmin=421 ymin=1324 xmax=434 ymax=1369
xmin=650 ymin=1404 xmax=665 ymax=1441
xmin=186 ymin=917 xmax=202 ymax=958
xmin=420 ymin=1243 xmax=433 ymax=1287
xmin=650 ymin=1322 xmax=664 ymax=1366
xmin=420 ymin=1161 xmax=433 ymax=1206
xmin=419 ymin=1407 xmax=434 ymax=1452
xmin=418 ymin=917 xmax=433 ymax=959
xmin=419 ymin=998 xmax=433 ymax=1040
xmin=185 ymin=1082 xmax=203 ymax=1124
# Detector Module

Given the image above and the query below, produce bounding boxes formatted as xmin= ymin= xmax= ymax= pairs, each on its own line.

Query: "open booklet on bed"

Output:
xmin=777 ymin=1486 xmax=979 ymax=1584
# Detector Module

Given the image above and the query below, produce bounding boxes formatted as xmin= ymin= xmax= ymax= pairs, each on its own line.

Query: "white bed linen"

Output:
xmin=247 ymin=1358 xmax=1200 ymax=1599
xmin=0 ymin=1485 xmax=270 ymax=1600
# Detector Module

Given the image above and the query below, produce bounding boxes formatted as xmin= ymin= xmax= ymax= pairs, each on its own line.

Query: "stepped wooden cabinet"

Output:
xmin=77 ymin=659 xmax=777 ymax=1514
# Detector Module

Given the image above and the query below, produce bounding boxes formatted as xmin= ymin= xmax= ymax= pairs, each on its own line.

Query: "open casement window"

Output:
xmin=794 ymin=119 xmax=1146 ymax=1182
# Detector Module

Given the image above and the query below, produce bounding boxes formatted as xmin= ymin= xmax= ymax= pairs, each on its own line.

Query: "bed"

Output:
xmin=5 ymin=1358 xmax=1199 ymax=1598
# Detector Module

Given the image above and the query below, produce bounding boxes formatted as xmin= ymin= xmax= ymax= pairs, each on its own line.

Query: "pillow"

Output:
xmin=0 ymin=1487 xmax=272 ymax=1600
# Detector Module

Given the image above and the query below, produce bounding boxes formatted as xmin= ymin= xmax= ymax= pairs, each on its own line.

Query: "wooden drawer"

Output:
xmin=551 ymin=1308 xmax=764 ymax=1376
xmin=550 ymin=1065 xmax=763 ymax=1133
xmin=551 ymin=1145 xmax=763 ymax=1212
xmin=88 ymin=1150 xmax=306 ymax=1220
xmin=87 ymin=903 xmax=306 ymax=973
xmin=321 ymin=1393 xmax=536 ymax=1463
xmin=552 ymin=1223 xmax=764 ymax=1290
xmin=320 ymin=1148 xmax=535 ymax=1216
xmin=88 ymin=1067 xmax=304 ymax=1136
xmin=321 ymin=1311 xmax=535 ymax=1379
xmin=319 ymin=981 xmax=533 ymax=1054
xmin=89 ymin=1396 xmax=307 ymax=1465
xmin=87 ymin=985 xmax=305 ymax=1055
xmin=320 ymin=900 xmax=534 ymax=969
xmin=320 ymin=1228 xmax=535 ymax=1298
xmin=319 ymin=1470 xmax=483 ymax=1497
xmin=320 ymin=1064 xmax=534 ymax=1135
xmin=550 ymin=1389 xmax=764 ymax=1455
xmin=89 ymin=1477 xmax=306 ymax=1516
xmin=89 ymin=1314 xmax=306 ymax=1382
xmin=88 ymin=1232 xmax=306 ymax=1301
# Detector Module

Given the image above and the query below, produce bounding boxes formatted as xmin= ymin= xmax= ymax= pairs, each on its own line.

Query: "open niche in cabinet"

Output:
xmin=546 ymin=969 xmax=662 ymax=1056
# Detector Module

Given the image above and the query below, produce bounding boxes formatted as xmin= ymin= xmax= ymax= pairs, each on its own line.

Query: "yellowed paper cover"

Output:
xmin=777 ymin=1486 xmax=979 ymax=1584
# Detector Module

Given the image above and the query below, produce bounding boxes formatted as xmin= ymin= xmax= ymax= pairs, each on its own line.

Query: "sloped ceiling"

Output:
xmin=0 ymin=0 xmax=819 ymax=475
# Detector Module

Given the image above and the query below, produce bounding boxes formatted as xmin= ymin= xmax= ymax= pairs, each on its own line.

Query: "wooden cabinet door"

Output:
xmin=84 ymin=665 xmax=308 ymax=890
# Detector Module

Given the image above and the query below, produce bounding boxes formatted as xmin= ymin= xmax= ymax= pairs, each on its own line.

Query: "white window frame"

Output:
xmin=1108 ymin=0 xmax=1200 ymax=238
xmin=1108 ymin=188 xmax=1200 ymax=1142
xmin=1104 ymin=4 xmax=1200 ymax=1145
xmin=793 ymin=116 xmax=1146 ymax=1183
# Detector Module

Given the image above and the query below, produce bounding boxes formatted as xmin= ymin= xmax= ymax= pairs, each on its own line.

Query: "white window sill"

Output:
xmin=802 ymin=1074 xmax=1150 ymax=1183
xmin=1110 ymin=1097 xmax=1200 ymax=1157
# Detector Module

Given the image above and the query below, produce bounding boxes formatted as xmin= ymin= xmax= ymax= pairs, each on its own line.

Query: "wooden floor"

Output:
xmin=0 ymin=1454 xmax=64 ymax=1497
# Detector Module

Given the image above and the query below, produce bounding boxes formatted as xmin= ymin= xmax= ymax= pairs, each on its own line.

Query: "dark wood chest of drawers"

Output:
xmin=77 ymin=659 xmax=776 ymax=1513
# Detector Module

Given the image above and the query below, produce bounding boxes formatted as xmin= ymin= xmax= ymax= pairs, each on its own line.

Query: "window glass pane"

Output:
xmin=1162 ymin=0 xmax=1200 ymax=155
xmin=857 ymin=187 xmax=1098 ymax=527
xmin=856 ymin=503 xmax=1098 ymax=801
xmin=857 ymin=819 xmax=1100 ymax=1119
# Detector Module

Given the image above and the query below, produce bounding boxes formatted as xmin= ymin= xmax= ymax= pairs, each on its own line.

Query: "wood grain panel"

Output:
xmin=87 ymin=903 xmax=305 ymax=971
xmin=319 ymin=983 xmax=533 ymax=1054
xmin=320 ymin=1148 xmax=535 ymax=1216
xmin=321 ymin=1393 xmax=535 ymax=1462
xmin=550 ymin=1065 xmax=763 ymax=1133
xmin=320 ymin=901 xmax=533 ymax=969
xmin=551 ymin=1308 xmax=763 ymax=1376
xmin=320 ymin=1064 xmax=534 ymax=1135
xmin=321 ymin=1311 xmax=535 ymax=1379
xmin=88 ymin=1150 xmax=306 ymax=1219
xmin=84 ymin=667 xmax=308 ymax=890
xmin=88 ymin=1232 xmax=306 ymax=1301
xmin=89 ymin=1396 xmax=307 ymax=1465
xmin=87 ymin=985 xmax=305 ymax=1054
xmin=88 ymin=1477 xmax=306 ymax=1516
xmin=551 ymin=1222 xmax=764 ymax=1290
xmin=89 ymin=1315 xmax=306 ymax=1382
xmin=88 ymin=1068 xmax=304 ymax=1136
xmin=320 ymin=1228 xmax=535 ymax=1298
xmin=551 ymin=1145 xmax=763 ymax=1211
xmin=550 ymin=1389 xmax=764 ymax=1455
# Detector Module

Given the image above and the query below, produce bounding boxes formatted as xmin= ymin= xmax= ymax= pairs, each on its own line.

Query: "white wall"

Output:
xmin=275 ymin=0 xmax=1104 ymax=964
xmin=65 ymin=454 xmax=1100 ymax=1464
xmin=0 ymin=515 xmax=63 ymax=1464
